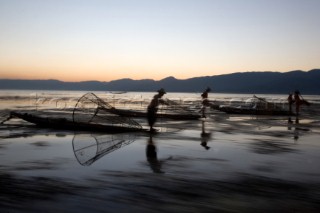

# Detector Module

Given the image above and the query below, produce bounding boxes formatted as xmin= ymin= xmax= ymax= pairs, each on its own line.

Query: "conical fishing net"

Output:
xmin=72 ymin=93 xmax=142 ymax=130
xmin=72 ymin=133 xmax=136 ymax=166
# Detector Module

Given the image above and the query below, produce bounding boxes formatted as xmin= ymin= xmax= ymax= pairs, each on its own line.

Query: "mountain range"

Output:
xmin=1 ymin=69 xmax=319 ymax=94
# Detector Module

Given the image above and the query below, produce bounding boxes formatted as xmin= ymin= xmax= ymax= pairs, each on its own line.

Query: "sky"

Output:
xmin=0 ymin=0 xmax=319 ymax=82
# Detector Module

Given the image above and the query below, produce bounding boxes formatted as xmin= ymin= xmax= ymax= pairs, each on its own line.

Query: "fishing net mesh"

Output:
xmin=72 ymin=93 xmax=142 ymax=129
xmin=72 ymin=134 xmax=136 ymax=166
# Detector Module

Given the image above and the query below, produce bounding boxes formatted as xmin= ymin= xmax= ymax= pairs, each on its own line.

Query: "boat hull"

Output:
xmin=10 ymin=112 xmax=144 ymax=133
xmin=218 ymin=106 xmax=294 ymax=116
xmin=109 ymin=108 xmax=201 ymax=120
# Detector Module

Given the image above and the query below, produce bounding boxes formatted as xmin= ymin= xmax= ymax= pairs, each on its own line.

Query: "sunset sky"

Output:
xmin=0 ymin=0 xmax=319 ymax=82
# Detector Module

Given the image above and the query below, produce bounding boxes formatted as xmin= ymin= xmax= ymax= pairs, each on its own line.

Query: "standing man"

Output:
xmin=287 ymin=93 xmax=294 ymax=114
xmin=147 ymin=88 xmax=167 ymax=132
xmin=200 ymin=87 xmax=211 ymax=118
xmin=294 ymin=90 xmax=303 ymax=115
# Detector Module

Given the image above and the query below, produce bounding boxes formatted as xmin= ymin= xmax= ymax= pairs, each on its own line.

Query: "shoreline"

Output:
xmin=1 ymin=92 xmax=320 ymax=212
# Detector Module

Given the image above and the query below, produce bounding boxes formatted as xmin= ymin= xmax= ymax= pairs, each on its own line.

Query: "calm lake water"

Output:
xmin=1 ymin=90 xmax=320 ymax=212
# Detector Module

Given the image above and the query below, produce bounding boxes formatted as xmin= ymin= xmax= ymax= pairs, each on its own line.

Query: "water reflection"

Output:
xmin=287 ymin=116 xmax=311 ymax=142
xmin=250 ymin=138 xmax=297 ymax=154
xmin=288 ymin=116 xmax=299 ymax=128
xmin=72 ymin=133 xmax=136 ymax=166
xmin=200 ymin=120 xmax=211 ymax=150
xmin=146 ymin=135 xmax=164 ymax=173
xmin=1 ymin=169 xmax=319 ymax=212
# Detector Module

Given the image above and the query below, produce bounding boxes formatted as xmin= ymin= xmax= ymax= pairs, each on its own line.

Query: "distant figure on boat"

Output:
xmin=200 ymin=87 xmax=211 ymax=118
xmin=147 ymin=88 xmax=168 ymax=132
xmin=293 ymin=90 xmax=310 ymax=115
xmin=287 ymin=93 xmax=294 ymax=113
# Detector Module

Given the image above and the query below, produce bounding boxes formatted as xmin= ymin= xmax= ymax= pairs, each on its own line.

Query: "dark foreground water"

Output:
xmin=1 ymin=91 xmax=320 ymax=212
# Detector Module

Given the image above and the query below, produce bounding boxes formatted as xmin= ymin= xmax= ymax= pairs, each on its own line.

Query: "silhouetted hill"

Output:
xmin=1 ymin=69 xmax=319 ymax=94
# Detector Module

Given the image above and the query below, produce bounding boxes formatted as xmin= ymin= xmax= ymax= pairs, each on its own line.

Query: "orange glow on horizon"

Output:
xmin=1 ymin=65 xmax=317 ymax=82
xmin=0 ymin=68 xmax=217 ymax=82
xmin=0 ymin=59 xmax=232 ymax=81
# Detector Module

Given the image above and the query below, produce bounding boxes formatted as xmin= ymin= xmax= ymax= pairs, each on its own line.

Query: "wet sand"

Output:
xmin=1 ymin=111 xmax=320 ymax=212
xmin=1 ymin=92 xmax=320 ymax=212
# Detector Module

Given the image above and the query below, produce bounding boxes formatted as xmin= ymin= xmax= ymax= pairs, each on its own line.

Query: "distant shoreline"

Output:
xmin=1 ymin=69 xmax=320 ymax=94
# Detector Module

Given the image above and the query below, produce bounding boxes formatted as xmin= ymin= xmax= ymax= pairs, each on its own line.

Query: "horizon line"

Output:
xmin=0 ymin=69 xmax=318 ymax=83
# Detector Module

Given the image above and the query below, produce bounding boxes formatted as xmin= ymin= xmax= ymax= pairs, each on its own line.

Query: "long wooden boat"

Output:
xmin=215 ymin=95 xmax=295 ymax=116
xmin=73 ymin=92 xmax=201 ymax=120
xmin=217 ymin=106 xmax=294 ymax=116
xmin=108 ymin=108 xmax=201 ymax=120
xmin=10 ymin=111 xmax=144 ymax=132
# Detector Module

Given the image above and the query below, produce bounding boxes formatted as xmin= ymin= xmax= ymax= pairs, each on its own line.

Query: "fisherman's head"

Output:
xmin=157 ymin=88 xmax=166 ymax=96
xmin=201 ymin=87 xmax=211 ymax=98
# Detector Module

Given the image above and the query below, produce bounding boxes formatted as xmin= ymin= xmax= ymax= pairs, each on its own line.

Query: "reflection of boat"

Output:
xmin=72 ymin=134 xmax=136 ymax=166
xmin=217 ymin=95 xmax=294 ymax=116
xmin=9 ymin=111 xmax=144 ymax=133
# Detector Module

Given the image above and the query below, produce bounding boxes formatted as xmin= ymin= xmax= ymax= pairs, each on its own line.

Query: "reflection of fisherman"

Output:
xmin=200 ymin=87 xmax=211 ymax=118
xmin=146 ymin=136 xmax=164 ymax=173
xmin=288 ymin=116 xmax=300 ymax=141
xmin=294 ymin=116 xmax=300 ymax=141
xmin=200 ymin=120 xmax=211 ymax=150
xmin=147 ymin=88 xmax=168 ymax=132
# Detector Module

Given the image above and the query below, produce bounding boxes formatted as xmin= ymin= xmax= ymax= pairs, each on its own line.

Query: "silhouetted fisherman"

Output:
xmin=200 ymin=87 xmax=211 ymax=118
xmin=287 ymin=93 xmax=294 ymax=113
xmin=147 ymin=88 xmax=168 ymax=132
